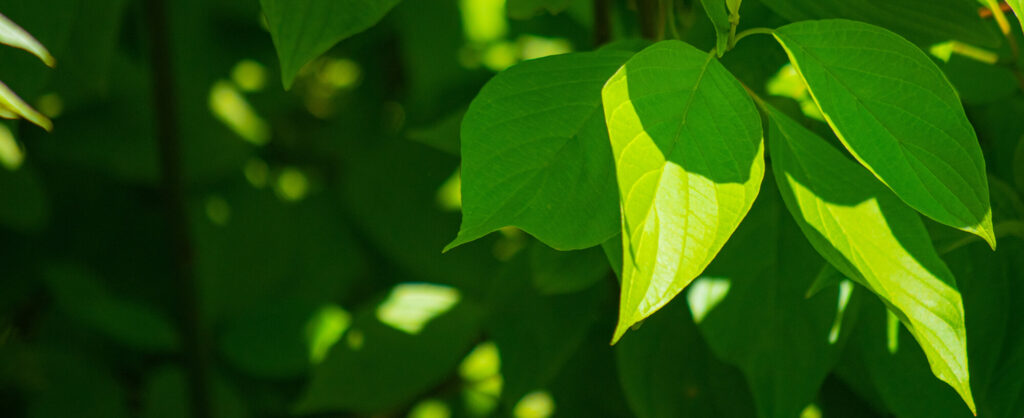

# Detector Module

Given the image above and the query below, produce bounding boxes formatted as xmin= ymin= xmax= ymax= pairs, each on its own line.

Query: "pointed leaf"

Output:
xmin=602 ymin=40 xmax=764 ymax=342
xmin=765 ymin=104 xmax=975 ymax=413
xmin=0 ymin=12 xmax=55 ymax=66
xmin=260 ymin=0 xmax=402 ymax=89
xmin=448 ymin=50 xmax=633 ymax=251
xmin=0 ymin=80 xmax=51 ymax=131
xmin=774 ymin=19 xmax=995 ymax=247
xmin=699 ymin=0 xmax=730 ymax=56
xmin=1002 ymin=0 xmax=1024 ymax=36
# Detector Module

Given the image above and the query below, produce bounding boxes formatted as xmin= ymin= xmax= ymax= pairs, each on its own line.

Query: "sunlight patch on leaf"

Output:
xmin=436 ymin=168 xmax=462 ymax=211
xmin=209 ymin=80 xmax=269 ymax=145
xmin=231 ymin=60 xmax=267 ymax=92
xmin=766 ymin=63 xmax=822 ymax=121
xmin=686 ymin=277 xmax=732 ymax=324
xmin=459 ymin=341 xmax=501 ymax=382
xmin=410 ymin=399 xmax=451 ymax=418
xmin=460 ymin=0 xmax=508 ymax=44
xmin=827 ymin=279 xmax=853 ymax=344
xmin=375 ymin=283 xmax=461 ymax=334
xmin=274 ymin=167 xmax=310 ymax=202
xmin=305 ymin=305 xmax=351 ymax=364
xmin=0 ymin=124 xmax=24 ymax=170
xmin=514 ymin=390 xmax=555 ymax=418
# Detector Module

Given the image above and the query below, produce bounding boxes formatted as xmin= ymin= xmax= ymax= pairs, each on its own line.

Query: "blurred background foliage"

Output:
xmin=0 ymin=0 xmax=1022 ymax=417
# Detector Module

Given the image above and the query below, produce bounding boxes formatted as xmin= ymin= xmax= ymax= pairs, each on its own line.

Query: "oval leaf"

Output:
xmin=260 ymin=0 xmax=402 ymax=89
xmin=602 ymin=40 xmax=764 ymax=343
xmin=764 ymin=104 xmax=975 ymax=413
xmin=773 ymin=19 xmax=996 ymax=248
xmin=448 ymin=50 xmax=633 ymax=251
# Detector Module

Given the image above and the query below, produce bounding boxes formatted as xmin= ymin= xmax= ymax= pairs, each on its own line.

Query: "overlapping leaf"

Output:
xmin=448 ymin=50 xmax=633 ymax=251
xmin=700 ymin=0 xmax=731 ymax=56
xmin=602 ymin=40 xmax=764 ymax=342
xmin=765 ymin=104 xmax=975 ymax=412
xmin=774 ymin=20 xmax=996 ymax=248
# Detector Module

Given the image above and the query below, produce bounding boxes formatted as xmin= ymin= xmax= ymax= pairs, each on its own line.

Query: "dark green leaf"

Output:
xmin=448 ymin=50 xmax=632 ymax=251
xmin=260 ymin=0 xmax=402 ymax=88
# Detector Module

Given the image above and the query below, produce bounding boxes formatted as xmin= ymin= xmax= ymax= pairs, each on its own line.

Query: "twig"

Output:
xmin=143 ymin=0 xmax=210 ymax=417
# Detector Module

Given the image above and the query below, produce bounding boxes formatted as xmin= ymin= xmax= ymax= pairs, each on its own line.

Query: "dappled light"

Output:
xmin=376 ymin=283 xmax=461 ymax=334
xmin=686 ymin=277 xmax=731 ymax=324
xmin=0 ymin=124 xmax=23 ymax=170
xmin=459 ymin=341 xmax=503 ymax=415
xmin=203 ymin=196 xmax=230 ymax=226
xmin=827 ymin=280 xmax=853 ymax=344
xmin=209 ymin=80 xmax=270 ymax=145
xmin=513 ymin=390 xmax=555 ymax=418
xmin=231 ymin=60 xmax=267 ymax=92
xmin=305 ymin=305 xmax=351 ymax=364
xmin=765 ymin=63 xmax=823 ymax=121
xmin=436 ymin=168 xmax=462 ymax=211
xmin=409 ymin=399 xmax=451 ymax=418
xmin=274 ymin=167 xmax=310 ymax=202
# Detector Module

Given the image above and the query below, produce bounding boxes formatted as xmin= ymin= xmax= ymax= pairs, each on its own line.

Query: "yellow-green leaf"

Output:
xmin=0 ymin=80 xmax=52 ymax=131
xmin=764 ymin=104 xmax=975 ymax=414
xmin=0 ymin=11 xmax=55 ymax=67
xmin=602 ymin=40 xmax=764 ymax=343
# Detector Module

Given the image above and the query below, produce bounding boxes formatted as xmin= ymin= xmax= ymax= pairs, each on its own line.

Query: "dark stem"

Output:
xmin=144 ymin=1 xmax=210 ymax=417
xmin=636 ymin=0 xmax=662 ymax=40
xmin=594 ymin=0 xmax=612 ymax=46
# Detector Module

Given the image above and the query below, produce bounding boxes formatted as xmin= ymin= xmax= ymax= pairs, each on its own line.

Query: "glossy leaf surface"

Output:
xmin=774 ymin=19 xmax=995 ymax=247
xmin=602 ymin=40 xmax=764 ymax=342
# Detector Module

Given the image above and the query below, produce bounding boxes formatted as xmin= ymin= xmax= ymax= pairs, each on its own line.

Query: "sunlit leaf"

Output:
xmin=1008 ymin=1 xmax=1024 ymax=36
xmin=259 ymin=0 xmax=402 ymax=88
xmin=447 ymin=50 xmax=633 ymax=251
xmin=0 ymin=11 xmax=55 ymax=66
xmin=774 ymin=19 xmax=996 ymax=248
xmin=765 ymin=104 xmax=975 ymax=413
xmin=0 ymin=80 xmax=51 ymax=131
xmin=601 ymin=40 xmax=764 ymax=342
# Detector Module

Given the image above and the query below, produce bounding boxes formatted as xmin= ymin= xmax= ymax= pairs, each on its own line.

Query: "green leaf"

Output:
xmin=692 ymin=182 xmax=858 ymax=418
xmin=0 ymin=11 xmax=55 ymax=66
xmin=615 ymin=300 xmax=757 ymax=418
xmin=0 ymin=79 xmax=51 ymax=131
xmin=260 ymin=0 xmax=401 ymax=89
xmin=774 ymin=19 xmax=996 ymax=248
xmin=699 ymin=0 xmax=730 ymax=56
xmin=764 ymin=104 xmax=975 ymax=413
xmin=601 ymin=40 xmax=764 ymax=342
xmin=448 ymin=50 xmax=634 ymax=251
xmin=759 ymin=0 xmax=999 ymax=47
xmin=43 ymin=264 xmax=179 ymax=352
xmin=296 ymin=296 xmax=483 ymax=414
xmin=507 ymin=0 xmax=573 ymax=19
xmin=529 ymin=243 xmax=610 ymax=295
xmin=1008 ymin=1 xmax=1024 ymax=36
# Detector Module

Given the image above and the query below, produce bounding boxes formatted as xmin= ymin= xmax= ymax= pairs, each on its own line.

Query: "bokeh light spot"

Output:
xmin=376 ymin=283 xmax=460 ymax=335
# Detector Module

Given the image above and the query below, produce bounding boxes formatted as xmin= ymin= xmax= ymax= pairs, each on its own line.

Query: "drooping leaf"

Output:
xmin=692 ymin=181 xmax=859 ymax=418
xmin=759 ymin=0 xmax=999 ymax=47
xmin=764 ymin=104 xmax=975 ymax=413
xmin=259 ymin=0 xmax=402 ymax=88
xmin=699 ymin=0 xmax=731 ymax=56
xmin=601 ymin=40 xmax=764 ymax=342
xmin=774 ymin=19 xmax=996 ymax=248
xmin=448 ymin=50 xmax=633 ymax=251
xmin=1008 ymin=1 xmax=1024 ymax=36
xmin=0 ymin=11 xmax=55 ymax=66
xmin=0 ymin=79 xmax=51 ymax=131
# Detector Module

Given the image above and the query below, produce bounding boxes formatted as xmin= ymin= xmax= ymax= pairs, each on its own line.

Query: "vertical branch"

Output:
xmin=636 ymin=0 xmax=662 ymax=40
xmin=594 ymin=0 xmax=612 ymax=46
xmin=143 ymin=1 xmax=210 ymax=417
